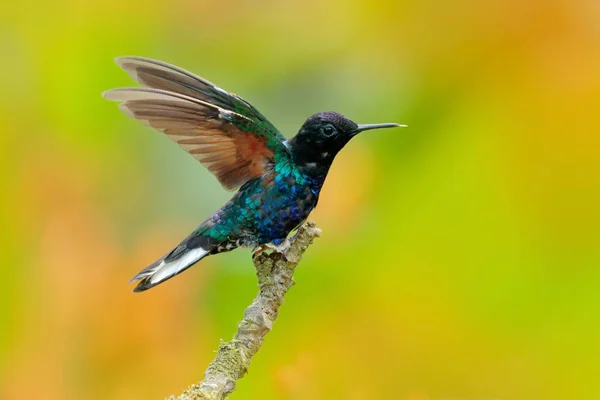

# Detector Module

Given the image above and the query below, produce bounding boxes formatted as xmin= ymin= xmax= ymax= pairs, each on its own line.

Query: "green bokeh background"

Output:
xmin=2 ymin=1 xmax=600 ymax=399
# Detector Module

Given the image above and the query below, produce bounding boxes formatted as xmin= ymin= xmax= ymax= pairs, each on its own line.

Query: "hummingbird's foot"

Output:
xmin=252 ymin=245 xmax=268 ymax=258
xmin=252 ymin=239 xmax=291 ymax=258
xmin=267 ymin=239 xmax=292 ymax=253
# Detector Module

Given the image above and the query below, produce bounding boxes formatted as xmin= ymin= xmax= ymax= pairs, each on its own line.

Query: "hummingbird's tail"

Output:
xmin=130 ymin=232 xmax=218 ymax=292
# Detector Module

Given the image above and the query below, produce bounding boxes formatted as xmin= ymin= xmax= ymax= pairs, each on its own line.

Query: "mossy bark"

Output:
xmin=167 ymin=222 xmax=321 ymax=400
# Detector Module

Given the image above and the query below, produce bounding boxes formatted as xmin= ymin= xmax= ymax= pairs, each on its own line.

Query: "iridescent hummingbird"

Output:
xmin=103 ymin=57 xmax=404 ymax=292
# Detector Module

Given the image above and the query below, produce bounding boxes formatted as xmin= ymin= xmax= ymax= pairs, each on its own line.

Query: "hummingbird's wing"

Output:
xmin=104 ymin=87 xmax=289 ymax=190
xmin=104 ymin=58 xmax=291 ymax=191
xmin=113 ymin=56 xmax=285 ymax=142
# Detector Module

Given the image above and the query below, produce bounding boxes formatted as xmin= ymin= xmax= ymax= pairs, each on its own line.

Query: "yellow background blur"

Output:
xmin=2 ymin=0 xmax=600 ymax=399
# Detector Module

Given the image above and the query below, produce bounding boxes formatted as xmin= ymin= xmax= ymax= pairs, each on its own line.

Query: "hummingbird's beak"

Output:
xmin=351 ymin=123 xmax=406 ymax=136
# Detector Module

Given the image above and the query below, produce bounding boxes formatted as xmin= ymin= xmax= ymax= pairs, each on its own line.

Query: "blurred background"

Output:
xmin=2 ymin=0 xmax=600 ymax=399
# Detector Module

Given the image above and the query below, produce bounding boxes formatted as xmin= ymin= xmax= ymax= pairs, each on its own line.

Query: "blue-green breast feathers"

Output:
xmin=202 ymin=169 xmax=318 ymax=245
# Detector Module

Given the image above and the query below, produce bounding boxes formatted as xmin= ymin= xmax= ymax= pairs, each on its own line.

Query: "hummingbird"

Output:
xmin=103 ymin=57 xmax=404 ymax=292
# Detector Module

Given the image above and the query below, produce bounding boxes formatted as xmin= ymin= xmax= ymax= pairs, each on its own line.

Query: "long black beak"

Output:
xmin=351 ymin=123 xmax=406 ymax=136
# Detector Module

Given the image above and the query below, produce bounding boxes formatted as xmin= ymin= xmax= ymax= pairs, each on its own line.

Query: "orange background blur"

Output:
xmin=2 ymin=0 xmax=600 ymax=399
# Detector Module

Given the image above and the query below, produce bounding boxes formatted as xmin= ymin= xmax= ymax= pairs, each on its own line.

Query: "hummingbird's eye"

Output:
xmin=322 ymin=125 xmax=336 ymax=137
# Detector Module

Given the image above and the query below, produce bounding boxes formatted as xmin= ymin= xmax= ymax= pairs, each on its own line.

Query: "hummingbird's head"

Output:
xmin=288 ymin=111 xmax=402 ymax=177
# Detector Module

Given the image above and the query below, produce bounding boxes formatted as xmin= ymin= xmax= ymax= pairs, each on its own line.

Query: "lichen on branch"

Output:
xmin=168 ymin=221 xmax=321 ymax=400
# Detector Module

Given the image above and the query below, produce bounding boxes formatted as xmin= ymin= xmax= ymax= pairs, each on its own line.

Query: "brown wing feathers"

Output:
xmin=115 ymin=57 xmax=262 ymax=123
xmin=103 ymin=87 xmax=274 ymax=190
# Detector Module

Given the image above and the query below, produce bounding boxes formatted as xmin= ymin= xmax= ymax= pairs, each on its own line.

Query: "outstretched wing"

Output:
xmin=103 ymin=57 xmax=289 ymax=190
xmin=114 ymin=56 xmax=281 ymax=135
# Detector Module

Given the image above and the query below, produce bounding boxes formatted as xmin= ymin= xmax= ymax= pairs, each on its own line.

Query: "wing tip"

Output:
xmin=102 ymin=89 xmax=118 ymax=100
xmin=114 ymin=55 xmax=144 ymax=66
xmin=102 ymin=88 xmax=133 ymax=101
xmin=102 ymin=87 xmax=154 ymax=102
xmin=114 ymin=56 xmax=149 ymax=82
xmin=102 ymin=90 xmax=137 ymax=118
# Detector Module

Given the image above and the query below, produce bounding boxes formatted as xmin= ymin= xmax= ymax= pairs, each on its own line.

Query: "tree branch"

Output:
xmin=167 ymin=221 xmax=322 ymax=400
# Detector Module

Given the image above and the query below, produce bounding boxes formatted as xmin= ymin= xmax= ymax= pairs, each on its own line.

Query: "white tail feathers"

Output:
xmin=131 ymin=247 xmax=209 ymax=292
